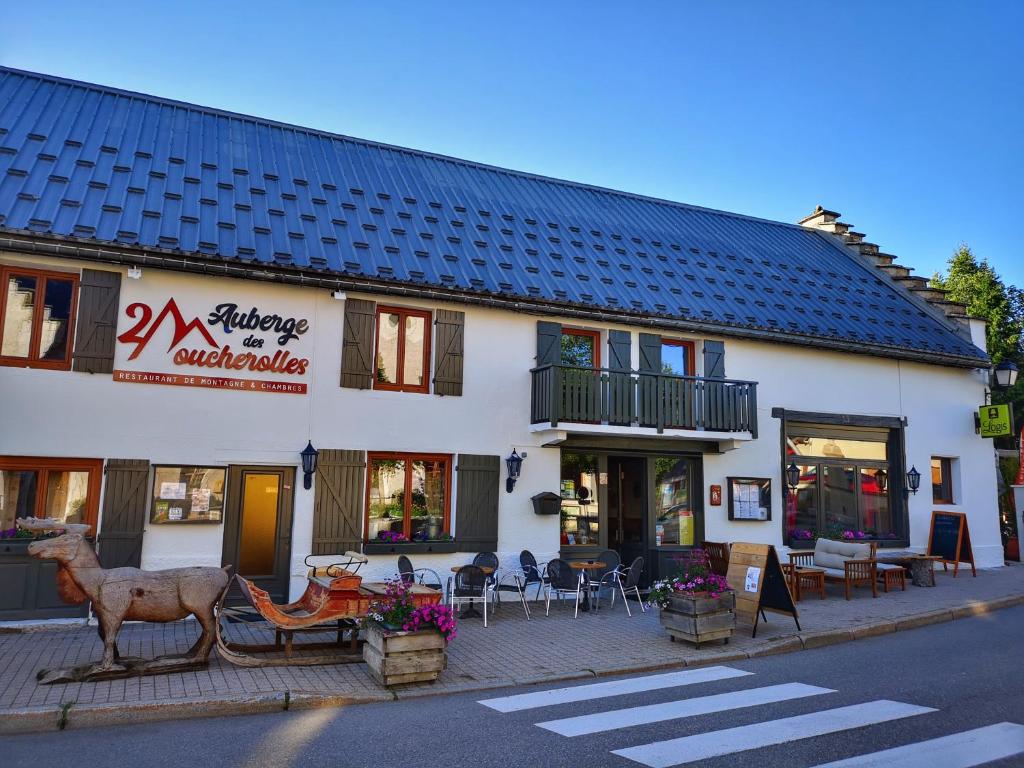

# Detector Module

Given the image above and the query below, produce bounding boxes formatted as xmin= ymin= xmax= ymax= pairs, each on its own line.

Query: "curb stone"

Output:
xmin=2 ymin=593 xmax=1022 ymax=733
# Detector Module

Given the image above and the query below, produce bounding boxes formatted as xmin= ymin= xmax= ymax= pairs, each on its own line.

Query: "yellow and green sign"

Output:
xmin=978 ymin=404 xmax=1013 ymax=438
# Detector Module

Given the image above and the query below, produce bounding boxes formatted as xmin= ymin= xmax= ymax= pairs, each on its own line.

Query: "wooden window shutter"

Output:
xmin=312 ymin=449 xmax=366 ymax=554
xmin=72 ymin=269 xmax=122 ymax=374
xmin=97 ymin=459 xmax=149 ymax=569
xmin=536 ymin=321 xmax=562 ymax=366
xmin=607 ymin=330 xmax=631 ymax=372
xmin=638 ymin=333 xmax=661 ymax=373
xmin=433 ymin=309 xmax=465 ymax=396
xmin=340 ymin=298 xmax=376 ymax=388
xmin=455 ymin=454 xmax=500 ymax=552
xmin=703 ymin=339 xmax=726 ymax=379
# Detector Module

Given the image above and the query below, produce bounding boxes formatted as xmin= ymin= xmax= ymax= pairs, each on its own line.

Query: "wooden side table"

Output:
xmin=783 ymin=564 xmax=826 ymax=601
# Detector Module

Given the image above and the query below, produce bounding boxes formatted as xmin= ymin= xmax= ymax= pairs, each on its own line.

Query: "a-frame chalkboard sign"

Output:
xmin=726 ymin=543 xmax=800 ymax=637
xmin=927 ymin=511 xmax=976 ymax=577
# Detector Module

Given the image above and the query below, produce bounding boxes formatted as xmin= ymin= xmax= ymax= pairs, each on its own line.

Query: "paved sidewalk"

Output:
xmin=1 ymin=563 xmax=1021 ymax=732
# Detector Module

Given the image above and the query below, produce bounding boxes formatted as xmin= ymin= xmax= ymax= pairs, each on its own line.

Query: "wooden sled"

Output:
xmin=215 ymin=553 xmax=442 ymax=667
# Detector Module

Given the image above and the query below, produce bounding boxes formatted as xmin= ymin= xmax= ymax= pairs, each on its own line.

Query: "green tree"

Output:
xmin=932 ymin=246 xmax=1024 ymax=428
xmin=930 ymin=244 xmax=1021 ymax=364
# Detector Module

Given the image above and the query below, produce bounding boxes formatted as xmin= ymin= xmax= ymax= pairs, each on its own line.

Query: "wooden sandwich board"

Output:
xmin=927 ymin=511 xmax=976 ymax=577
xmin=725 ymin=543 xmax=800 ymax=638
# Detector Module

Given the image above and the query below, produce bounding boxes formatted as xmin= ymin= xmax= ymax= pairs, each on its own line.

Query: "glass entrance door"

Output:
xmin=608 ymin=456 xmax=646 ymax=573
xmin=223 ymin=466 xmax=294 ymax=603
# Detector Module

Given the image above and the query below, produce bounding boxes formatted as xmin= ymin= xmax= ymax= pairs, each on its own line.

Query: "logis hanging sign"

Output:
xmin=113 ymin=297 xmax=312 ymax=394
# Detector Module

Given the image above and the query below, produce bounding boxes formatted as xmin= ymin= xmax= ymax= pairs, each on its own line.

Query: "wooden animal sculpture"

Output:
xmin=20 ymin=518 xmax=231 ymax=682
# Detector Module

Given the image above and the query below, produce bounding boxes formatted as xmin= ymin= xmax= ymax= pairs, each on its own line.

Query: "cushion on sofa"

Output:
xmin=812 ymin=538 xmax=872 ymax=569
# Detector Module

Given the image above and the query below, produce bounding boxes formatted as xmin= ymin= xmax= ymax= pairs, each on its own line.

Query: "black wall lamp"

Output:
xmin=506 ymin=449 xmax=526 ymax=493
xmin=904 ymin=465 xmax=921 ymax=497
xmin=301 ymin=441 xmax=319 ymax=490
xmin=785 ymin=461 xmax=800 ymax=497
xmin=983 ymin=360 xmax=1019 ymax=405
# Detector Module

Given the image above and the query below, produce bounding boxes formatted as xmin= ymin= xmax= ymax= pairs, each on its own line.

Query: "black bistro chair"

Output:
xmin=396 ymin=555 xmax=442 ymax=591
xmin=450 ymin=564 xmax=489 ymax=627
xmin=589 ymin=549 xmax=622 ymax=610
xmin=472 ymin=552 xmax=500 ymax=572
xmin=544 ymin=558 xmax=584 ymax=618
xmin=520 ymin=549 xmax=549 ymax=601
xmin=616 ymin=557 xmax=646 ymax=617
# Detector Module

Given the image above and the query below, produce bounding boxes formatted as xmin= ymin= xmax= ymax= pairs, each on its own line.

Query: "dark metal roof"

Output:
xmin=0 ymin=67 xmax=987 ymax=366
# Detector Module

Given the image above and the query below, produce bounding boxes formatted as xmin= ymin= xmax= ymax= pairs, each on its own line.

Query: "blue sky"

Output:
xmin=3 ymin=1 xmax=1022 ymax=285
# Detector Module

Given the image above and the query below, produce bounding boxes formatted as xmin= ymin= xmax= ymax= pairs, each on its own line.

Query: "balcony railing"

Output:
xmin=530 ymin=364 xmax=758 ymax=437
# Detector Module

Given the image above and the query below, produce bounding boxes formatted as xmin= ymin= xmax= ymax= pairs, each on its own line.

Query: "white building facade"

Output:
xmin=0 ymin=68 xmax=1001 ymax=619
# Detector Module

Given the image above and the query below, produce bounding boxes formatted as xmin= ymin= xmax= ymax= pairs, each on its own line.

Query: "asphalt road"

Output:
xmin=8 ymin=605 xmax=1024 ymax=768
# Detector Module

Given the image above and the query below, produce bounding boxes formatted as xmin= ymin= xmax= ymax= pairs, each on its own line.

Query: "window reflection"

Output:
xmin=560 ymin=452 xmax=599 ymax=546
xmin=654 ymin=457 xmax=693 ymax=546
xmin=2 ymin=274 xmax=36 ymax=358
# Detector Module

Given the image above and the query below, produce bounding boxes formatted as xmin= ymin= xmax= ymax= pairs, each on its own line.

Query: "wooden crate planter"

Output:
xmin=363 ymin=621 xmax=447 ymax=686
xmin=659 ymin=592 xmax=735 ymax=647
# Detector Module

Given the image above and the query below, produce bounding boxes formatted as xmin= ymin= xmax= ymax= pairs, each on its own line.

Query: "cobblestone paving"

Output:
xmin=1 ymin=563 xmax=1020 ymax=715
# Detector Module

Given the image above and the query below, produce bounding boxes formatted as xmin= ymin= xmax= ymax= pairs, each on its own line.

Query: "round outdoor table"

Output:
xmin=569 ymin=561 xmax=606 ymax=612
xmin=449 ymin=565 xmax=495 ymax=618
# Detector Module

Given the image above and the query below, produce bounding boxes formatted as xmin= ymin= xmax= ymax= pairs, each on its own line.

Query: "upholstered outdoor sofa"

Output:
xmin=788 ymin=539 xmax=889 ymax=599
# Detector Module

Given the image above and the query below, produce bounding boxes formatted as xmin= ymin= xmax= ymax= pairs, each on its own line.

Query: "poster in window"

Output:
xmin=727 ymin=477 xmax=771 ymax=521
xmin=151 ymin=466 xmax=226 ymax=524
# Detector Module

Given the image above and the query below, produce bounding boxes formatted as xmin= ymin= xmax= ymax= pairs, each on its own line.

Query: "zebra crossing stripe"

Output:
xmin=612 ymin=700 xmax=936 ymax=767
xmin=537 ymin=682 xmax=835 ymax=737
xmin=809 ymin=722 xmax=1024 ymax=768
xmin=478 ymin=666 xmax=752 ymax=713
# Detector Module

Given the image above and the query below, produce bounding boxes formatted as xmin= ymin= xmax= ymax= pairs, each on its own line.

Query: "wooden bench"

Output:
xmin=789 ymin=539 xmax=877 ymax=600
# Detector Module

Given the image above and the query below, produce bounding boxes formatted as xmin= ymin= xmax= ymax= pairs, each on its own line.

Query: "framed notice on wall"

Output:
xmin=151 ymin=466 xmax=226 ymax=524
xmin=727 ymin=477 xmax=771 ymax=521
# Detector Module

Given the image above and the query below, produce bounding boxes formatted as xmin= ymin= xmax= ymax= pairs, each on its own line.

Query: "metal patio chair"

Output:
xmin=589 ymin=549 xmax=622 ymax=611
xmin=617 ymin=557 xmax=647 ymax=617
xmin=544 ymin=558 xmax=583 ymax=618
xmin=450 ymin=565 xmax=489 ymax=627
xmin=491 ymin=567 xmax=532 ymax=620
xmin=396 ymin=555 xmax=443 ymax=591
xmin=520 ymin=549 xmax=549 ymax=601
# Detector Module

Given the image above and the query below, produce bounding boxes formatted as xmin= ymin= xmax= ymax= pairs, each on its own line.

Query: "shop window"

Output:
xmin=654 ymin=456 xmax=696 ymax=546
xmin=0 ymin=266 xmax=78 ymax=370
xmin=660 ymin=338 xmax=695 ymax=376
xmin=374 ymin=306 xmax=431 ymax=393
xmin=150 ymin=466 xmax=226 ymax=523
xmin=784 ymin=425 xmax=902 ymax=543
xmin=0 ymin=457 xmax=102 ymax=532
xmin=932 ymin=457 xmax=954 ymax=504
xmin=560 ymin=452 xmax=600 ymax=546
xmin=561 ymin=328 xmax=600 ymax=368
xmin=366 ymin=453 xmax=450 ymax=541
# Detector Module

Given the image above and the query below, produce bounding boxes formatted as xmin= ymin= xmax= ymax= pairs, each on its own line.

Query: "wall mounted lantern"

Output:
xmin=785 ymin=462 xmax=800 ymax=496
xmin=301 ymin=441 xmax=319 ymax=490
xmin=905 ymin=465 xmax=921 ymax=497
xmin=505 ymin=449 xmax=526 ymax=493
xmin=994 ymin=360 xmax=1019 ymax=390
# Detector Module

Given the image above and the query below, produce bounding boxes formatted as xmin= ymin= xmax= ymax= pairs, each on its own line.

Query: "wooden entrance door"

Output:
xmin=222 ymin=466 xmax=294 ymax=604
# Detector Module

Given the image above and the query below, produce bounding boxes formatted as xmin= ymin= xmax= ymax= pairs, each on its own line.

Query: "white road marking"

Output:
xmin=477 ymin=666 xmax=752 ymax=713
xmin=537 ymin=682 xmax=834 ymax=737
xmin=612 ymin=700 xmax=936 ymax=767
xmin=810 ymin=722 xmax=1024 ymax=768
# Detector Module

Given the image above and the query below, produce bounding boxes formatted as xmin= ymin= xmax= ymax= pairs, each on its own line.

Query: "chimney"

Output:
xmin=798 ymin=205 xmax=973 ymax=330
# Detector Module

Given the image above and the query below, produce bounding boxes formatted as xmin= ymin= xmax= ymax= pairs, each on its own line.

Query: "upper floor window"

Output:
xmin=374 ymin=305 xmax=431 ymax=393
xmin=661 ymin=338 xmax=695 ymax=376
xmin=1 ymin=266 xmax=78 ymax=370
xmin=561 ymin=328 xmax=601 ymax=368
xmin=932 ymin=457 xmax=955 ymax=504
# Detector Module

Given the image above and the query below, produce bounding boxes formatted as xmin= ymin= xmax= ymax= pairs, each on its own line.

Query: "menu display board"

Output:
xmin=727 ymin=477 xmax=771 ymax=521
xmin=151 ymin=466 xmax=226 ymax=524
xmin=927 ymin=510 xmax=976 ymax=577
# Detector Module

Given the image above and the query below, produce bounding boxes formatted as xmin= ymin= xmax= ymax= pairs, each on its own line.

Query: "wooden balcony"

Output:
xmin=530 ymin=364 xmax=758 ymax=438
